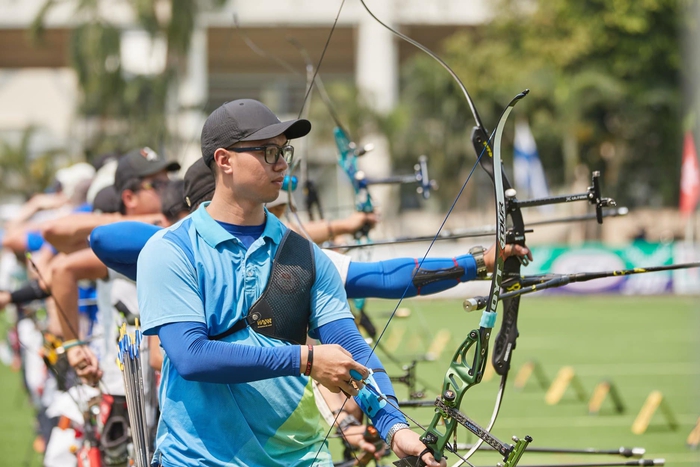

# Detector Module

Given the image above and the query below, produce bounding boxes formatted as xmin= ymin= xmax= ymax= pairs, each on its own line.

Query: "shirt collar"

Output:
xmin=192 ymin=202 xmax=286 ymax=248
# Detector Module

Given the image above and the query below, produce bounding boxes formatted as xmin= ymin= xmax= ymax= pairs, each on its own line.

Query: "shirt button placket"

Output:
xmin=244 ymin=261 xmax=255 ymax=302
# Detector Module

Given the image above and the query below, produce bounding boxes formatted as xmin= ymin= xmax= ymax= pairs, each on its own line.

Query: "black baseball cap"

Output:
xmin=161 ymin=179 xmax=188 ymax=220
xmin=114 ymin=147 xmax=181 ymax=193
xmin=92 ymin=185 xmax=121 ymax=214
xmin=200 ymin=99 xmax=311 ymax=166
xmin=184 ymin=159 xmax=215 ymax=209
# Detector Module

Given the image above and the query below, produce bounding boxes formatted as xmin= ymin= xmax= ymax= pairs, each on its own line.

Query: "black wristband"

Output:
xmin=304 ymin=344 xmax=314 ymax=376
xmin=10 ymin=279 xmax=50 ymax=304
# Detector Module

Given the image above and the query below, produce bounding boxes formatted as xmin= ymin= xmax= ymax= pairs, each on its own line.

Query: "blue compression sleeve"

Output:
xmin=316 ymin=318 xmax=407 ymax=441
xmin=157 ymin=321 xmax=300 ymax=383
xmin=26 ymin=231 xmax=45 ymax=252
xmin=90 ymin=222 xmax=161 ymax=280
xmin=345 ymin=254 xmax=478 ymax=299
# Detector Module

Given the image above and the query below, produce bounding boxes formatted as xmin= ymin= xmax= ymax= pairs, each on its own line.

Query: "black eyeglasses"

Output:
xmin=228 ymin=144 xmax=294 ymax=165
xmin=139 ymin=179 xmax=170 ymax=192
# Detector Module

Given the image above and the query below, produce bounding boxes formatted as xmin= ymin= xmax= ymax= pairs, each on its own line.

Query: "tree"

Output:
xmin=386 ymin=0 xmax=683 ymax=209
xmin=31 ymin=0 xmax=225 ymax=159
xmin=0 ymin=127 xmax=60 ymax=198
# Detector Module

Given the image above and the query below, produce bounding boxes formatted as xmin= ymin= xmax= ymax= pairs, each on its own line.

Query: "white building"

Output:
xmin=0 ymin=0 xmax=491 ymax=225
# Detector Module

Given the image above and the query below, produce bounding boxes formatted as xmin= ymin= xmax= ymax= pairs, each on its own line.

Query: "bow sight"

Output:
xmin=334 ymin=128 xmax=438 ymax=208
xmin=507 ymin=171 xmax=616 ymax=226
xmin=353 ymin=154 xmax=438 ymax=201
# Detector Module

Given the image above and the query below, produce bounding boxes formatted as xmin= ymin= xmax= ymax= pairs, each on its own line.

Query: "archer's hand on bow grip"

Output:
xmin=393 ymin=455 xmax=426 ymax=466
xmin=346 ymin=211 xmax=377 ymax=240
xmin=393 ymin=449 xmax=445 ymax=467
xmin=392 ymin=442 xmax=445 ymax=467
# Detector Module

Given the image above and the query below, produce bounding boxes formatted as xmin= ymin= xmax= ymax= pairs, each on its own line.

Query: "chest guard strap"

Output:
xmin=210 ymin=230 xmax=316 ymax=345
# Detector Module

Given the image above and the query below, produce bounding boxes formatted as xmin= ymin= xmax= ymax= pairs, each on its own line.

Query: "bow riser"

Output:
xmin=470 ymin=125 xmax=528 ymax=378
xmin=333 ymin=127 xmax=374 ymax=214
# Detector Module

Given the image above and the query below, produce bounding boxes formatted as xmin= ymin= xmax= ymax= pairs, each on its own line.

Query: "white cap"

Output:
xmin=55 ymin=162 xmax=95 ymax=200
xmin=266 ymin=190 xmax=292 ymax=209
xmin=86 ymin=159 xmax=118 ymax=205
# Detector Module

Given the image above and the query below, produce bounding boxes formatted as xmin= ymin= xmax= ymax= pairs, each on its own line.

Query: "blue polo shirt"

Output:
xmin=137 ymin=202 xmax=353 ymax=467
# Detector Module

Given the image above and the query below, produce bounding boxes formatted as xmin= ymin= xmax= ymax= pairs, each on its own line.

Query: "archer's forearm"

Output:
xmin=49 ymin=250 xmax=108 ymax=340
xmin=157 ymin=321 xmax=300 ymax=383
xmin=42 ymin=213 xmax=121 ymax=254
xmin=345 ymin=254 xmax=477 ymax=299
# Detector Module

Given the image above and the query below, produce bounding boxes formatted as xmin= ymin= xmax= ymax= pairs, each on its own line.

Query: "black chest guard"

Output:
xmin=211 ymin=230 xmax=315 ymax=345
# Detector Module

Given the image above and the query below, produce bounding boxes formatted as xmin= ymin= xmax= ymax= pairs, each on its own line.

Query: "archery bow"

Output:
xmin=392 ymin=90 xmax=532 ymax=467
xmin=311 ymin=1 xmax=534 ymax=465
xmin=316 ymin=2 xmax=622 ymax=465
xmin=288 ymin=1 xmax=608 ymax=465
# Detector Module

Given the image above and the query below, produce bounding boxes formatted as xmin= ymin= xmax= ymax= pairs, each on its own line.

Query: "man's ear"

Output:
xmin=122 ymin=189 xmax=137 ymax=212
xmin=213 ymin=148 xmax=233 ymax=175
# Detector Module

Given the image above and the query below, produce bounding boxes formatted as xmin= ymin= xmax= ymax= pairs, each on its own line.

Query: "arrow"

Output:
xmin=454 ymin=444 xmax=645 ymax=458
xmin=469 ymin=460 xmax=665 ymax=467
xmin=464 ymin=262 xmax=700 ymax=311
xmin=322 ymin=207 xmax=628 ymax=250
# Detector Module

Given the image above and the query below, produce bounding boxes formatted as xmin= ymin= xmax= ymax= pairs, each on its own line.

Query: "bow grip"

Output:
xmin=393 ymin=446 xmax=437 ymax=467
xmin=491 ymin=290 xmax=521 ymax=377
xmin=393 ymin=455 xmax=426 ymax=467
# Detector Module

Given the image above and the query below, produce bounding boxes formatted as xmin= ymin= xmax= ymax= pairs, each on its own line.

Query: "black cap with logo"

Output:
xmin=114 ymin=147 xmax=181 ymax=193
xmin=200 ymin=99 xmax=311 ymax=166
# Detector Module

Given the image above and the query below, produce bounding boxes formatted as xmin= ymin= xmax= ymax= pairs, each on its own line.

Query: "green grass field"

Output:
xmin=0 ymin=296 xmax=698 ymax=467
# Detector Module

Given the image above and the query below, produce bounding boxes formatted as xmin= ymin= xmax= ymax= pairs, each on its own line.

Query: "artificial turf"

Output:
xmin=0 ymin=295 xmax=697 ymax=467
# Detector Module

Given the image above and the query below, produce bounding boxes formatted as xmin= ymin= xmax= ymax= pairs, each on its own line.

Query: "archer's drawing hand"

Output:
xmin=484 ymin=243 xmax=532 ymax=272
xmin=307 ymin=344 xmax=369 ymax=396
xmin=67 ymin=345 xmax=103 ymax=386
xmin=342 ymin=212 xmax=379 ymax=236
xmin=392 ymin=429 xmax=446 ymax=467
